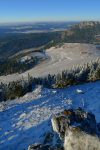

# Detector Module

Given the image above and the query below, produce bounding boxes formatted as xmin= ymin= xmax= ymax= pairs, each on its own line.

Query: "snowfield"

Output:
xmin=0 ymin=43 xmax=100 ymax=83
xmin=0 ymin=81 xmax=100 ymax=150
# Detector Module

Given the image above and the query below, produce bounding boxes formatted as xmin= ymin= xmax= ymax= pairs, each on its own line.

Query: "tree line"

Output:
xmin=0 ymin=59 xmax=100 ymax=102
xmin=0 ymin=57 xmax=38 ymax=75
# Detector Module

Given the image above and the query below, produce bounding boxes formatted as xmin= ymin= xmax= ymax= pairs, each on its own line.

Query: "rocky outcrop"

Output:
xmin=64 ymin=129 xmax=100 ymax=150
xmin=52 ymin=108 xmax=100 ymax=150
xmin=28 ymin=143 xmax=63 ymax=150
xmin=74 ymin=21 xmax=100 ymax=29
xmin=51 ymin=108 xmax=97 ymax=138
xmin=28 ymin=108 xmax=100 ymax=150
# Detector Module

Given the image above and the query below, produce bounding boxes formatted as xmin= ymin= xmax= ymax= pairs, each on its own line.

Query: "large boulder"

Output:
xmin=52 ymin=108 xmax=100 ymax=150
xmin=28 ymin=108 xmax=100 ymax=150
xmin=51 ymin=107 xmax=97 ymax=139
xmin=64 ymin=129 xmax=100 ymax=150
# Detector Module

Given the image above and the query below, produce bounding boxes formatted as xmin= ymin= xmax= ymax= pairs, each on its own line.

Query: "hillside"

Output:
xmin=0 ymin=43 xmax=100 ymax=83
xmin=0 ymin=21 xmax=100 ymax=77
xmin=61 ymin=21 xmax=100 ymax=43
xmin=0 ymin=21 xmax=100 ymax=60
xmin=0 ymin=81 xmax=100 ymax=149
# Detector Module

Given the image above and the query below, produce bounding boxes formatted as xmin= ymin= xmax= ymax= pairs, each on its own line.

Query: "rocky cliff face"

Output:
xmin=28 ymin=108 xmax=100 ymax=150
xmin=74 ymin=21 xmax=100 ymax=29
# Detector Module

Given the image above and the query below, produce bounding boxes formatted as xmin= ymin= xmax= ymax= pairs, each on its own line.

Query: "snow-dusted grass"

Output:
xmin=0 ymin=81 xmax=100 ymax=149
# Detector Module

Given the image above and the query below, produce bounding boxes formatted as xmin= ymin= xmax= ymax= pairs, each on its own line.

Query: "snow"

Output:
xmin=76 ymin=89 xmax=84 ymax=94
xmin=0 ymin=81 xmax=100 ymax=150
xmin=0 ymin=43 xmax=100 ymax=84
xmin=20 ymin=56 xmax=32 ymax=63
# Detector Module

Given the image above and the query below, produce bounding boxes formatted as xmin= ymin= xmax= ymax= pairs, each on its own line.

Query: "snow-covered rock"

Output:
xmin=29 ymin=108 xmax=100 ymax=150
xmin=64 ymin=129 xmax=100 ymax=150
xmin=52 ymin=108 xmax=100 ymax=150
xmin=52 ymin=108 xmax=98 ymax=138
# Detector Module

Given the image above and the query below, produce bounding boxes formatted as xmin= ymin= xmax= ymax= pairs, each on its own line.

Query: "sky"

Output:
xmin=0 ymin=0 xmax=100 ymax=23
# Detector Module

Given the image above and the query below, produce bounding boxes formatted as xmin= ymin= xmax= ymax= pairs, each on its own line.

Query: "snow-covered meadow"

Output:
xmin=0 ymin=81 xmax=100 ymax=150
xmin=0 ymin=43 xmax=100 ymax=84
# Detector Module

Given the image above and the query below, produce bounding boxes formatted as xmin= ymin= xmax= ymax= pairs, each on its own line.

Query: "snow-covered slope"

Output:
xmin=0 ymin=81 xmax=100 ymax=150
xmin=0 ymin=43 xmax=100 ymax=84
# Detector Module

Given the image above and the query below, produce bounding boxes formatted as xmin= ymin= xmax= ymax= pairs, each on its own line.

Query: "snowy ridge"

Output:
xmin=0 ymin=81 xmax=100 ymax=149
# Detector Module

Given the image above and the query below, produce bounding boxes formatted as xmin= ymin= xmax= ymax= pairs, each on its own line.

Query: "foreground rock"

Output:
xmin=52 ymin=108 xmax=97 ymax=138
xmin=28 ymin=108 xmax=100 ymax=150
xmin=64 ymin=129 xmax=100 ymax=150
xmin=28 ymin=144 xmax=63 ymax=150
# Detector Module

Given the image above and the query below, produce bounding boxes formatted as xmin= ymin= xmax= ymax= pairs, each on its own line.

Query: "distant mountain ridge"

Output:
xmin=0 ymin=21 xmax=100 ymax=60
xmin=74 ymin=21 xmax=100 ymax=28
xmin=60 ymin=21 xmax=100 ymax=43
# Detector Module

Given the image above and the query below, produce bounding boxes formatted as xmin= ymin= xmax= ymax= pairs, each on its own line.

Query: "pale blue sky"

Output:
xmin=0 ymin=0 xmax=100 ymax=23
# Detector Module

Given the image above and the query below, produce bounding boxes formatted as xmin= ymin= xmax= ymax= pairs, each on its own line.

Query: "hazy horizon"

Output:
xmin=0 ymin=20 xmax=79 ymax=25
xmin=0 ymin=0 xmax=100 ymax=24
